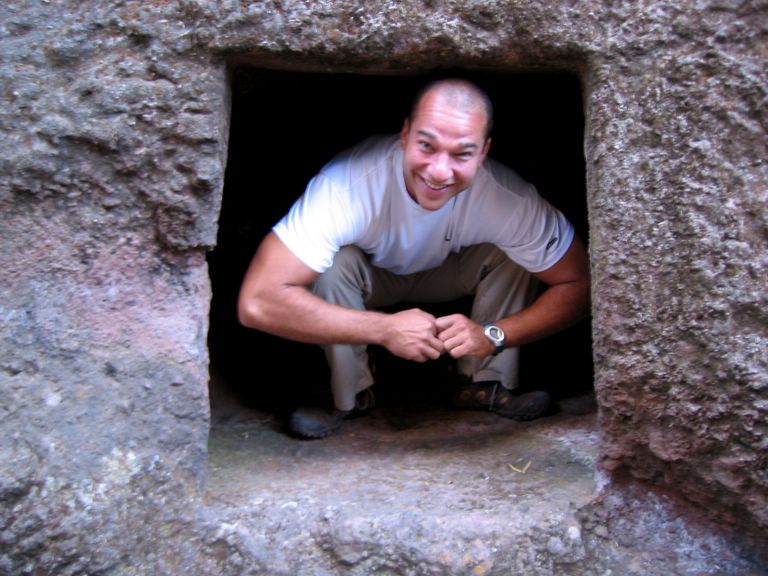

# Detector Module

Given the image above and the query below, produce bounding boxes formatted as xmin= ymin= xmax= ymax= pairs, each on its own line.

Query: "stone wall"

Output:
xmin=1 ymin=2 xmax=229 ymax=572
xmin=1 ymin=0 xmax=765 ymax=572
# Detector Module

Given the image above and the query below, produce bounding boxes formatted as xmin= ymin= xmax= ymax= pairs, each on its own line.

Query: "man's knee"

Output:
xmin=455 ymin=244 xmax=524 ymax=289
xmin=477 ymin=244 xmax=521 ymax=273
xmin=332 ymin=245 xmax=368 ymax=269
xmin=312 ymin=246 xmax=369 ymax=299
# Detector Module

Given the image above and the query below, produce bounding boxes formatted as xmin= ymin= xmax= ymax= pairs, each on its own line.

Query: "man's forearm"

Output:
xmin=238 ymin=284 xmax=389 ymax=346
xmin=495 ymin=235 xmax=591 ymax=348
xmin=496 ymin=279 xmax=590 ymax=348
xmin=238 ymin=283 xmax=445 ymax=362
xmin=237 ymin=232 xmax=391 ymax=346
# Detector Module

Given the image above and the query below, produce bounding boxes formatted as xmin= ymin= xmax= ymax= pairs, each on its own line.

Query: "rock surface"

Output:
xmin=204 ymin=403 xmax=764 ymax=575
xmin=0 ymin=0 xmax=766 ymax=573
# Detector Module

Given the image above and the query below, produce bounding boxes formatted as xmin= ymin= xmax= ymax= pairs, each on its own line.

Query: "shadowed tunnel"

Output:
xmin=207 ymin=68 xmax=593 ymax=421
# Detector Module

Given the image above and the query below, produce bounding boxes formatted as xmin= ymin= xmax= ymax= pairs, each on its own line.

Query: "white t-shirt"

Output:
xmin=273 ymin=134 xmax=574 ymax=275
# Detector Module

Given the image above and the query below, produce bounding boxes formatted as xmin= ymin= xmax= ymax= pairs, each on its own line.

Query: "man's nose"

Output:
xmin=428 ymin=153 xmax=452 ymax=182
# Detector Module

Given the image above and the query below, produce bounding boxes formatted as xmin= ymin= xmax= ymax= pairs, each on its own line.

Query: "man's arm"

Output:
xmin=435 ymin=236 xmax=590 ymax=358
xmin=237 ymin=232 xmax=445 ymax=361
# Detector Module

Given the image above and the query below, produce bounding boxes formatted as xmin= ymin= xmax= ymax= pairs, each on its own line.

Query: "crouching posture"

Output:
xmin=238 ymin=78 xmax=590 ymax=438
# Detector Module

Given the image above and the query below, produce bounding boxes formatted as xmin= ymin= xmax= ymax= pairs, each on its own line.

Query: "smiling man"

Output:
xmin=238 ymin=78 xmax=590 ymax=438
xmin=400 ymin=83 xmax=492 ymax=211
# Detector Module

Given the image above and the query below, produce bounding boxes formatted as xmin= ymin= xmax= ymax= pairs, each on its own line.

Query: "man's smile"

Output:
xmin=420 ymin=176 xmax=453 ymax=191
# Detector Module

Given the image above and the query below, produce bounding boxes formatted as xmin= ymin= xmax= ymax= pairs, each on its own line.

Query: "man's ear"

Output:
xmin=481 ymin=137 xmax=492 ymax=159
xmin=400 ymin=118 xmax=410 ymax=147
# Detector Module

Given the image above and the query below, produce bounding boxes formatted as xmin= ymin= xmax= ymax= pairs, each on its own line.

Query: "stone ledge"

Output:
xmin=204 ymin=406 xmax=764 ymax=575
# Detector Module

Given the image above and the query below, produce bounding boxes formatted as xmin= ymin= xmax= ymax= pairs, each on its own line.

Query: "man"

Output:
xmin=238 ymin=78 xmax=590 ymax=438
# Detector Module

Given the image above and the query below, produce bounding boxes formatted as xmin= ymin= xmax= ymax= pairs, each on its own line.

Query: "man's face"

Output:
xmin=400 ymin=92 xmax=490 ymax=211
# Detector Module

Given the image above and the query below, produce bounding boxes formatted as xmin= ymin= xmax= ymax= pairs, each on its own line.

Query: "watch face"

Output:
xmin=488 ymin=326 xmax=504 ymax=340
xmin=485 ymin=325 xmax=504 ymax=342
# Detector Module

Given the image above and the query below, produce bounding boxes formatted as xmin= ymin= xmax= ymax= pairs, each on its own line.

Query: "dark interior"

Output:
xmin=207 ymin=68 xmax=593 ymax=417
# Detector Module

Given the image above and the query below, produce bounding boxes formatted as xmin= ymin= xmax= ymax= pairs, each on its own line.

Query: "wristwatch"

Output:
xmin=483 ymin=324 xmax=506 ymax=356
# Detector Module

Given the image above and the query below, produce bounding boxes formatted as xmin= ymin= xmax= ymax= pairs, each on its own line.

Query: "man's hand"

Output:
xmin=435 ymin=314 xmax=494 ymax=359
xmin=381 ymin=308 xmax=445 ymax=362
xmin=432 ymin=236 xmax=590 ymax=359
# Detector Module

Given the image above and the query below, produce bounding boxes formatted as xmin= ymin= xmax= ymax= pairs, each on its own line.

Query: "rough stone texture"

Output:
xmin=1 ymin=2 xmax=227 ymax=573
xmin=204 ymin=403 xmax=765 ymax=576
xmin=1 ymin=0 xmax=766 ymax=573
xmin=584 ymin=2 xmax=768 ymax=544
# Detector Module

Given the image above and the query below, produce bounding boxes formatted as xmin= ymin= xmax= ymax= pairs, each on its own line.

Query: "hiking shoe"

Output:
xmin=288 ymin=388 xmax=375 ymax=439
xmin=495 ymin=390 xmax=551 ymax=420
xmin=453 ymin=381 xmax=551 ymax=421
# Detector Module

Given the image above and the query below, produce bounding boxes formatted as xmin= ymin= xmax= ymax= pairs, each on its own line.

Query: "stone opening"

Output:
xmin=207 ymin=67 xmax=593 ymax=423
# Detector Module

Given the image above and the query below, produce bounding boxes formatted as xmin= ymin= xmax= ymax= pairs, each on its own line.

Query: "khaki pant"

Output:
xmin=311 ymin=244 xmax=538 ymax=410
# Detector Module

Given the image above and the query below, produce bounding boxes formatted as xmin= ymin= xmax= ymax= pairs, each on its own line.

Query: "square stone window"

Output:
xmin=207 ymin=68 xmax=592 ymax=423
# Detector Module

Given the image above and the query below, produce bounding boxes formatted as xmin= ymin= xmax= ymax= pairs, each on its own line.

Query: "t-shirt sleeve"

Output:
xmin=272 ymin=173 xmax=356 ymax=273
xmin=498 ymin=182 xmax=575 ymax=273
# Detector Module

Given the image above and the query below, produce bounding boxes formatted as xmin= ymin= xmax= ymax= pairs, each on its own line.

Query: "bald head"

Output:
xmin=409 ymin=79 xmax=494 ymax=140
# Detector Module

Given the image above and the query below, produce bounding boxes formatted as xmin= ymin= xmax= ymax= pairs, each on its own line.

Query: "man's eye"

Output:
xmin=418 ymin=141 xmax=433 ymax=151
xmin=457 ymin=152 xmax=473 ymax=160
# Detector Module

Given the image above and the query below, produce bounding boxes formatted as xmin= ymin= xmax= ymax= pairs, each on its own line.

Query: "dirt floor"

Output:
xmin=203 ymin=386 xmax=766 ymax=576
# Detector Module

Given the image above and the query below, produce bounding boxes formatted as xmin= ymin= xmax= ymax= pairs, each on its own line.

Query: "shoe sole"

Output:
xmin=494 ymin=391 xmax=551 ymax=421
xmin=288 ymin=410 xmax=345 ymax=439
